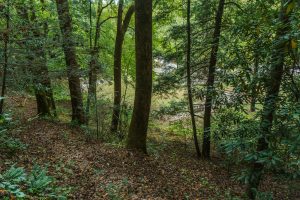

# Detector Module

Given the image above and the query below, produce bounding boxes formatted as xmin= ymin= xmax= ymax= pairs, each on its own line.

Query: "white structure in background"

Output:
xmin=292 ymin=67 xmax=300 ymax=75
xmin=154 ymin=58 xmax=177 ymax=75
xmin=81 ymin=78 xmax=111 ymax=92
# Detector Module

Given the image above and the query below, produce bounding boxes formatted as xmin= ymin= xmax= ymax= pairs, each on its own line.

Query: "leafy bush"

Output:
xmin=0 ymin=130 xmax=27 ymax=153
xmin=100 ymin=178 xmax=129 ymax=200
xmin=214 ymin=104 xmax=300 ymax=187
xmin=0 ymin=164 xmax=70 ymax=199
xmin=152 ymin=100 xmax=188 ymax=118
xmin=0 ymin=165 xmax=26 ymax=198
xmin=0 ymin=113 xmax=12 ymax=130
xmin=0 ymin=114 xmax=26 ymax=153
xmin=168 ymin=120 xmax=191 ymax=137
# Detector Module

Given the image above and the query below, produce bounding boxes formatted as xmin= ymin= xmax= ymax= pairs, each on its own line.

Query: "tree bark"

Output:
xmin=56 ymin=0 xmax=85 ymax=124
xmin=250 ymin=50 xmax=259 ymax=112
xmin=126 ymin=0 xmax=152 ymax=153
xmin=39 ymin=0 xmax=57 ymax=116
xmin=247 ymin=1 xmax=294 ymax=198
xmin=15 ymin=2 xmax=55 ymax=116
xmin=111 ymin=1 xmax=135 ymax=135
xmin=186 ymin=0 xmax=201 ymax=158
xmin=31 ymin=2 xmax=56 ymax=116
xmin=202 ymin=0 xmax=225 ymax=159
xmin=0 ymin=0 xmax=9 ymax=115
xmin=86 ymin=49 xmax=98 ymax=123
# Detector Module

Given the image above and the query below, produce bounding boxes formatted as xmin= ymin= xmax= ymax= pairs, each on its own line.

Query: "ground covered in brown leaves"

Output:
xmin=1 ymin=97 xmax=299 ymax=199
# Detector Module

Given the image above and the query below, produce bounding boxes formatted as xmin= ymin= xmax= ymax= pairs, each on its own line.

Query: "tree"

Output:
xmin=111 ymin=0 xmax=134 ymax=135
xmin=126 ymin=0 xmax=152 ymax=153
xmin=250 ymin=38 xmax=260 ymax=112
xmin=186 ymin=0 xmax=201 ymax=158
xmin=202 ymin=0 xmax=225 ymax=159
xmin=0 ymin=0 xmax=9 ymax=115
xmin=15 ymin=1 xmax=56 ymax=116
xmin=86 ymin=0 xmax=115 ymax=124
xmin=247 ymin=0 xmax=296 ymax=198
xmin=56 ymin=0 xmax=85 ymax=124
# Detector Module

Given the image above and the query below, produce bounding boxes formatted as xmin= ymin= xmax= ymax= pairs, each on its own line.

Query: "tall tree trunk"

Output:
xmin=31 ymin=2 xmax=56 ymax=116
xmin=202 ymin=0 xmax=225 ymax=159
xmin=56 ymin=0 xmax=85 ymax=124
xmin=15 ymin=2 xmax=54 ymax=116
xmin=0 ymin=0 xmax=9 ymax=115
xmin=247 ymin=1 xmax=294 ymax=198
xmin=33 ymin=49 xmax=53 ymax=116
xmin=86 ymin=0 xmax=102 ymax=122
xmin=126 ymin=0 xmax=152 ymax=153
xmin=111 ymin=1 xmax=134 ymax=135
xmin=86 ymin=0 xmax=94 ymax=123
xmin=186 ymin=0 xmax=201 ymax=158
xmin=39 ymin=0 xmax=57 ymax=116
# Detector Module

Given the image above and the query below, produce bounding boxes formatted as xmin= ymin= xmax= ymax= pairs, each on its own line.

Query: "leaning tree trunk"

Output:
xmin=247 ymin=1 xmax=294 ymax=199
xmin=202 ymin=0 xmax=225 ymax=159
xmin=111 ymin=1 xmax=135 ymax=135
xmin=56 ymin=0 xmax=85 ymax=124
xmin=186 ymin=0 xmax=201 ymax=158
xmin=126 ymin=0 xmax=152 ymax=153
xmin=0 ymin=0 xmax=9 ymax=115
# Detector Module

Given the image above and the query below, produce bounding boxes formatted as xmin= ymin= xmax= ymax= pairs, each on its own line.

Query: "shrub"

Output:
xmin=0 ymin=164 xmax=70 ymax=199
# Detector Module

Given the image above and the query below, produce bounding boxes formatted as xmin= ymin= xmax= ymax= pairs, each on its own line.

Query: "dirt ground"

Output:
xmin=1 ymin=97 xmax=299 ymax=199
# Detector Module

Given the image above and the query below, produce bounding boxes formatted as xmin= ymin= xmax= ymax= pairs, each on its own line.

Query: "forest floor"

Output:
xmin=1 ymin=96 xmax=299 ymax=200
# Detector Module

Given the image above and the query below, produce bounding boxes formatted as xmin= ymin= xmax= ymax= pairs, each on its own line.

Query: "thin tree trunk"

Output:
xmin=86 ymin=49 xmax=98 ymax=122
xmin=247 ymin=1 xmax=294 ymax=198
xmin=202 ymin=0 xmax=225 ymax=159
xmin=86 ymin=0 xmax=93 ymax=123
xmin=126 ymin=0 xmax=152 ymax=153
xmin=86 ymin=0 xmax=105 ymax=123
xmin=56 ymin=0 xmax=85 ymax=124
xmin=86 ymin=0 xmax=102 ymax=121
xmin=111 ymin=1 xmax=134 ymax=135
xmin=250 ymin=51 xmax=259 ymax=112
xmin=0 ymin=0 xmax=9 ymax=115
xmin=186 ymin=0 xmax=201 ymax=158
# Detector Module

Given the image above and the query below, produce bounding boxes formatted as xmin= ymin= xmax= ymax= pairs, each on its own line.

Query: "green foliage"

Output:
xmin=1 ymin=0 xmax=299 ymax=198
xmin=100 ymin=178 xmax=129 ymax=200
xmin=0 ymin=113 xmax=12 ymax=129
xmin=168 ymin=120 xmax=191 ymax=137
xmin=0 ymin=114 xmax=26 ymax=153
xmin=52 ymin=81 xmax=71 ymax=101
xmin=0 ymin=165 xmax=26 ymax=198
xmin=0 ymin=164 xmax=70 ymax=199
xmin=152 ymin=100 xmax=188 ymax=118
xmin=215 ymin=104 xmax=300 ymax=184
xmin=26 ymin=165 xmax=54 ymax=195
xmin=0 ymin=131 xmax=27 ymax=153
